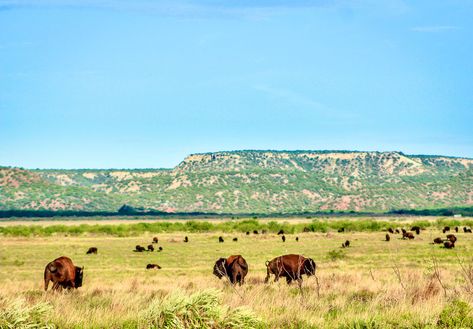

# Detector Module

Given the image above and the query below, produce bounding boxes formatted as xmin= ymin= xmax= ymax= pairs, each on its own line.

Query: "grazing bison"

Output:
xmin=403 ymin=232 xmax=415 ymax=240
xmin=147 ymin=244 xmax=154 ymax=252
xmin=443 ymin=226 xmax=451 ymax=234
xmin=338 ymin=228 xmax=345 ymax=233
xmin=213 ymin=255 xmax=248 ymax=285
xmin=281 ymin=235 xmax=286 ymax=242
xmin=146 ymin=264 xmax=161 ymax=269
xmin=342 ymin=240 xmax=350 ymax=248
xmin=134 ymin=245 xmax=146 ymax=252
xmin=246 ymin=231 xmax=250 ymax=235
xmin=152 ymin=237 xmax=158 ymax=244
xmin=158 ymin=246 xmax=163 ymax=252
xmin=444 ymin=241 xmax=455 ymax=249
xmin=265 ymin=254 xmax=316 ymax=286
xmin=433 ymin=237 xmax=444 ymax=244
xmin=395 ymin=229 xmax=400 ymax=234
xmin=184 ymin=236 xmax=189 ymax=243
xmin=277 ymin=230 xmax=284 ymax=235
xmin=218 ymin=236 xmax=224 ymax=243
xmin=295 ymin=237 xmax=299 ymax=242
xmin=385 ymin=234 xmax=390 ymax=242
xmin=455 ymin=227 xmax=459 ymax=233
xmin=86 ymin=247 xmax=97 ymax=255
xmin=388 ymin=228 xmax=394 ymax=234
xmin=411 ymin=226 xmax=421 ymax=235
xmin=464 ymin=227 xmax=472 ymax=233
xmin=253 ymin=230 xmax=259 ymax=234
xmin=44 ymin=256 xmax=83 ymax=291
xmin=401 ymin=228 xmax=407 ymax=234
xmin=446 ymin=234 xmax=457 ymax=243
xmin=233 ymin=237 xmax=238 ymax=242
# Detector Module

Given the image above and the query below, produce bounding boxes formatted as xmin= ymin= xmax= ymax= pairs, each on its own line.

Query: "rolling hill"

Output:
xmin=1 ymin=150 xmax=472 ymax=213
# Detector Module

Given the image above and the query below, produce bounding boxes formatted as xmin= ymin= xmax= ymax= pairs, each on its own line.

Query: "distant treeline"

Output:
xmin=0 ymin=205 xmax=472 ymax=219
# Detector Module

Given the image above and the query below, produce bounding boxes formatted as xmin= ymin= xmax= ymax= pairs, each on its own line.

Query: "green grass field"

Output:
xmin=2 ymin=217 xmax=473 ymax=328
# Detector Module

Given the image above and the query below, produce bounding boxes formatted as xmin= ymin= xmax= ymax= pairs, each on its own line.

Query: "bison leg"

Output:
xmin=264 ymin=267 xmax=271 ymax=283
xmin=297 ymin=278 xmax=303 ymax=288
xmin=286 ymin=276 xmax=292 ymax=284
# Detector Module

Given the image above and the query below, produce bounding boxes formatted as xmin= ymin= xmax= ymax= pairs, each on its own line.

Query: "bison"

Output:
xmin=213 ymin=255 xmax=248 ymax=285
xmin=385 ymin=234 xmax=390 ymax=242
xmin=395 ymin=229 xmax=400 ymax=234
xmin=342 ymin=240 xmax=350 ymax=248
xmin=338 ymin=228 xmax=345 ymax=233
xmin=246 ymin=231 xmax=250 ymax=235
xmin=152 ymin=237 xmax=158 ymax=244
xmin=388 ymin=228 xmax=394 ymax=234
xmin=411 ymin=226 xmax=421 ymax=235
xmin=146 ymin=264 xmax=161 ymax=269
xmin=264 ymin=254 xmax=316 ymax=286
xmin=147 ymin=244 xmax=154 ymax=252
xmin=218 ymin=236 xmax=224 ymax=243
xmin=184 ymin=236 xmax=189 ymax=243
xmin=134 ymin=245 xmax=146 ymax=252
xmin=444 ymin=241 xmax=455 ymax=249
xmin=403 ymin=232 xmax=415 ymax=240
xmin=295 ymin=237 xmax=299 ymax=242
xmin=233 ymin=237 xmax=238 ymax=242
xmin=86 ymin=247 xmax=97 ymax=255
xmin=303 ymin=227 xmax=311 ymax=233
xmin=433 ymin=237 xmax=443 ymax=244
xmin=253 ymin=230 xmax=259 ymax=235
xmin=446 ymin=234 xmax=457 ymax=243
xmin=443 ymin=226 xmax=451 ymax=234
xmin=158 ymin=246 xmax=163 ymax=252
xmin=281 ymin=235 xmax=286 ymax=242
xmin=44 ymin=256 xmax=83 ymax=291
xmin=277 ymin=230 xmax=284 ymax=235
xmin=455 ymin=227 xmax=459 ymax=233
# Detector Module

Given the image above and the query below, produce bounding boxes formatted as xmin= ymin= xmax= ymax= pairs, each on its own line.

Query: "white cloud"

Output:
xmin=411 ymin=25 xmax=460 ymax=33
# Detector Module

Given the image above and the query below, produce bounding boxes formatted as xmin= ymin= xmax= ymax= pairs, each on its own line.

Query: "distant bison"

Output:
xmin=295 ymin=237 xmax=299 ymax=242
xmin=401 ymin=228 xmax=407 ymax=234
xmin=443 ymin=226 xmax=450 ymax=234
xmin=446 ymin=234 xmax=457 ymax=243
xmin=464 ymin=227 xmax=472 ymax=233
xmin=265 ymin=254 xmax=316 ymax=286
xmin=233 ymin=237 xmax=238 ymax=242
xmin=342 ymin=240 xmax=350 ymax=248
xmin=219 ymin=236 xmax=224 ymax=243
xmin=411 ymin=226 xmax=421 ymax=235
xmin=246 ymin=231 xmax=250 ymax=235
xmin=213 ymin=255 xmax=248 ymax=285
xmin=433 ymin=237 xmax=443 ymax=244
xmin=281 ymin=235 xmax=286 ymax=242
xmin=395 ymin=229 xmax=400 ymax=234
xmin=134 ymin=245 xmax=146 ymax=252
xmin=303 ymin=227 xmax=311 ymax=233
xmin=403 ymin=232 xmax=415 ymax=240
xmin=455 ymin=227 xmax=459 ymax=233
xmin=184 ymin=236 xmax=189 ymax=243
xmin=44 ymin=256 xmax=83 ymax=291
xmin=152 ymin=237 xmax=158 ymax=244
xmin=277 ymin=230 xmax=284 ymax=235
xmin=444 ymin=241 xmax=455 ymax=249
xmin=147 ymin=244 xmax=154 ymax=252
xmin=388 ymin=228 xmax=394 ymax=234
xmin=385 ymin=234 xmax=390 ymax=242
xmin=158 ymin=246 xmax=163 ymax=252
xmin=253 ymin=230 xmax=259 ymax=234
xmin=338 ymin=228 xmax=345 ymax=233
xmin=146 ymin=264 xmax=161 ymax=270
xmin=86 ymin=247 xmax=97 ymax=255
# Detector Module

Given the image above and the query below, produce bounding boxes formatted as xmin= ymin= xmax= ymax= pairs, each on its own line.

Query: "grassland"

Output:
xmin=2 ymin=217 xmax=473 ymax=328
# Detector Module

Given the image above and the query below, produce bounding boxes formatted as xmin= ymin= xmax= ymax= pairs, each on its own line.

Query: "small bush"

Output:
xmin=0 ymin=297 xmax=54 ymax=329
xmin=437 ymin=299 xmax=473 ymax=328
xmin=327 ymin=249 xmax=347 ymax=261
xmin=140 ymin=289 xmax=265 ymax=329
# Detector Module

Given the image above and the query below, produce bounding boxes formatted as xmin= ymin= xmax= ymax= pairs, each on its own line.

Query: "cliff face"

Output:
xmin=1 ymin=151 xmax=472 ymax=213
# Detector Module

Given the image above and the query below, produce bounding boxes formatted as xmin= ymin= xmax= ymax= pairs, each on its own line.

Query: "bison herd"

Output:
xmin=44 ymin=224 xmax=471 ymax=291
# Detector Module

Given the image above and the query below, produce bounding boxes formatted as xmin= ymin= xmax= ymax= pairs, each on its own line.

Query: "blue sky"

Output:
xmin=0 ymin=0 xmax=472 ymax=168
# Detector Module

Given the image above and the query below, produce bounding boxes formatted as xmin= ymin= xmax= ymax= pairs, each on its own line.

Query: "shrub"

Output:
xmin=437 ymin=299 xmax=473 ymax=328
xmin=327 ymin=249 xmax=347 ymax=261
xmin=0 ymin=297 xmax=54 ymax=329
xmin=140 ymin=289 xmax=265 ymax=329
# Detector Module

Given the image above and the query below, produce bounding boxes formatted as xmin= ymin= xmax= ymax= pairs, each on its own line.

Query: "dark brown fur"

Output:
xmin=213 ymin=255 xmax=248 ymax=285
xmin=265 ymin=254 xmax=316 ymax=286
xmin=86 ymin=247 xmax=97 ymax=254
xmin=444 ymin=241 xmax=455 ymax=249
xmin=433 ymin=237 xmax=443 ymax=244
xmin=446 ymin=234 xmax=457 ymax=243
xmin=44 ymin=256 xmax=83 ymax=291
xmin=385 ymin=234 xmax=390 ymax=241
xmin=403 ymin=232 xmax=415 ymax=240
xmin=146 ymin=264 xmax=161 ymax=269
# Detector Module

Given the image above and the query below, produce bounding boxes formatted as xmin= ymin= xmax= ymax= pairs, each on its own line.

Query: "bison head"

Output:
xmin=213 ymin=258 xmax=227 ymax=279
xmin=303 ymin=258 xmax=316 ymax=276
xmin=75 ymin=266 xmax=84 ymax=288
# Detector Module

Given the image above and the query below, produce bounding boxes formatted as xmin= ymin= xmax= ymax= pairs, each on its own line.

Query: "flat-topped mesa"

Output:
xmin=173 ymin=150 xmax=467 ymax=176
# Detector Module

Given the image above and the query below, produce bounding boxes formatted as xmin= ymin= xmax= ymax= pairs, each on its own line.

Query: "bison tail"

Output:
xmin=265 ymin=260 xmax=270 ymax=267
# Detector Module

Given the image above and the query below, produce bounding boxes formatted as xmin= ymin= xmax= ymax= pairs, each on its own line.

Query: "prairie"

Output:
xmin=1 ymin=217 xmax=473 ymax=328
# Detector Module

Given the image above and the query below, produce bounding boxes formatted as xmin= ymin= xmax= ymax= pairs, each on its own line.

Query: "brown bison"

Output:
xmin=213 ymin=255 xmax=248 ymax=285
xmin=44 ymin=256 xmax=83 ymax=291
xmin=281 ymin=235 xmax=286 ymax=242
xmin=86 ymin=247 xmax=97 ymax=255
xmin=152 ymin=237 xmax=158 ymax=244
xmin=433 ymin=237 xmax=443 ymax=244
xmin=277 ymin=230 xmax=284 ymax=235
xmin=411 ymin=226 xmax=420 ymax=235
xmin=443 ymin=226 xmax=450 ymax=234
xmin=303 ymin=227 xmax=311 ymax=233
xmin=338 ymin=228 xmax=345 ymax=233
xmin=385 ymin=234 xmax=390 ymax=242
xmin=455 ymin=227 xmax=459 ymax=233
xmin=464 ymin=227 xmax=472 ymax=233
xmin=232 ymin=237 xmax=238 ymax=242
xmin=295 ymin=237 xmax=299 ymax=242
xmin=395 ymin=229 xmax=400 ymax=234
xmin=184 ymin=236 xmax=189 ymax=243
xmin=158 ymin=246 xmax=163 ymax=252
xmin=246 ymin=231 xmax=250 ymax=235
xmin=342 ymin=240 xmax=350 ymax=248
xmin=446 ymin=234 xmax=457 ymax=243
xmin=218 ymin=236 xmax=224 ymax=243
xmin=253 ymin=230 xmax=259 ymax=234
xmin=403 ymin=232 xmax=415 ymax=240
xmin=265 ymin=254 xmax=316 ymax=286
xmin=388 ymin=228 xmax=394 ymax=234
xmin=444 ymin=241 xmax=455 ymax=249
xmin=146 ymin=264 xmax=161 ymax=269
xmin=147 ymin=244 xmax=154 ymax=252
xmin=134 ymin=245 xmax=146 ymax=252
